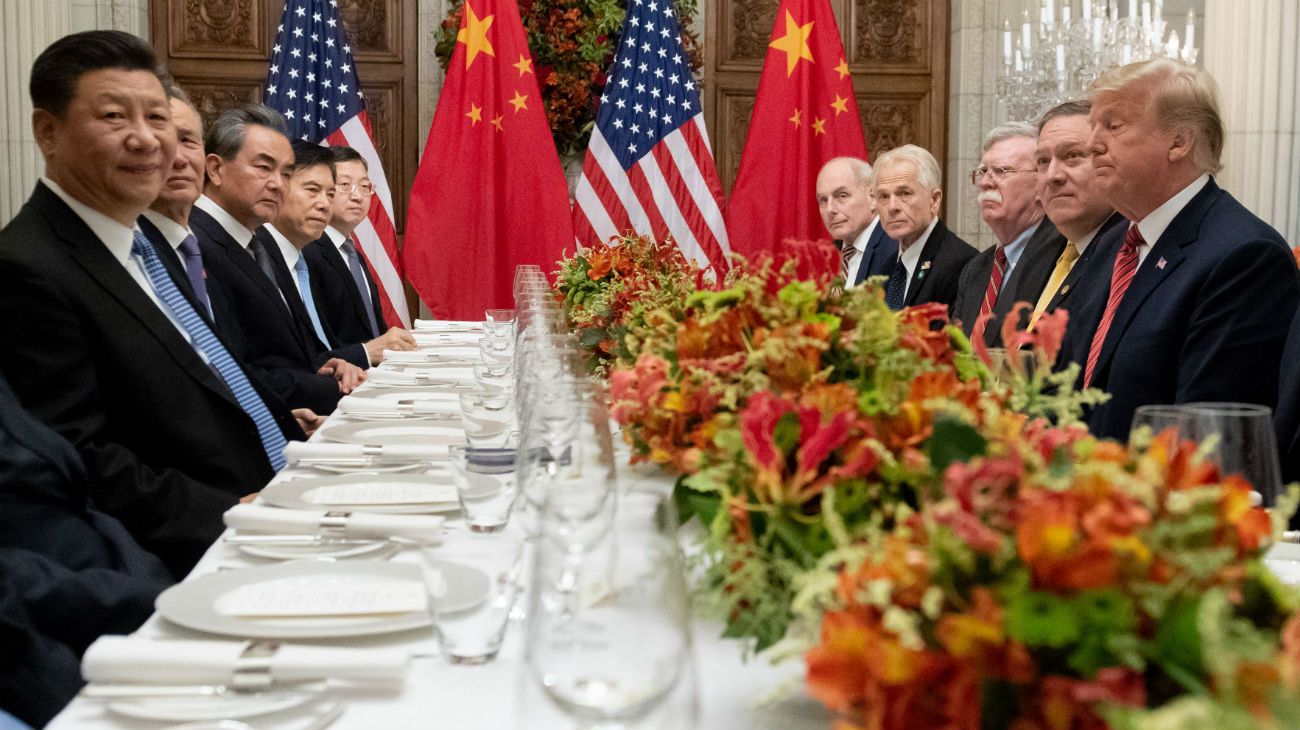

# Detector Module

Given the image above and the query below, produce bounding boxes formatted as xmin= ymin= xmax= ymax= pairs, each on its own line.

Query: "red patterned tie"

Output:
xmin=1083 ymin=225 xmax=1144 ymax=387
xmin=970 ymin=246 xmax=1007 ymax=345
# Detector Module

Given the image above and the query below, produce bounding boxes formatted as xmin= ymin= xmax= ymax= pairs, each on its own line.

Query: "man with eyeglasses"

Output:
xmin=951 ymin=122 xmax=1067 ymax=348
xmin=304 ymin=146 xmax=414 ymax=359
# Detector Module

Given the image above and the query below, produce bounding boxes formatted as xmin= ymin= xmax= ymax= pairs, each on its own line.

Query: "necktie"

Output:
xmin=1030 ymin=241 xmax=1080 ymax=326
xmin=341 ymin=240 xmax=381 ymax=337
xmin=840 ymin=242 xmax=855 ymax=281
xmin=884 ymin=258 xmax=907 ymax=311
xmin=177 ymin=233 xmax=212 ymax=318
xmin=249 ymin=237 xmax=280 ymax=286
xmin=130 ymin=232 xmax=287 ymax=470
xmin=971 ymin=246 xmax=1008 ymax=346
xmin=1083 ymin=225 xmax=1143 ymax=387
xmin=294 ymin=256 xmax=331 ymax=349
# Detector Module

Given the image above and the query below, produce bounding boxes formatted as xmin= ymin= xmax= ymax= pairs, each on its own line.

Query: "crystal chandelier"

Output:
xmin=997 ymin=0 xmax=1200 ymax=122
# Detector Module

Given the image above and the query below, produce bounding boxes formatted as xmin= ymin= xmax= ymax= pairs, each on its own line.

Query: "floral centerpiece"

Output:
xmin=435 ymin=0 xmax=703 ymax=158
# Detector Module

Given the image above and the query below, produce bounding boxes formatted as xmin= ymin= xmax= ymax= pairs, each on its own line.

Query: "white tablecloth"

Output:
xmin=48 ymin=372 xmax=831 ymax=730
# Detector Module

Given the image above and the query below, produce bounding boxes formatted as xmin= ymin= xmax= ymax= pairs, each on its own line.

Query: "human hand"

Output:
xmin=364 ymin=327 xmax=418 ymax=364
xmin=318 ymin=358 xmax=367 ymax=393
xmin=291 ymin=407 xmax=325 ymax=437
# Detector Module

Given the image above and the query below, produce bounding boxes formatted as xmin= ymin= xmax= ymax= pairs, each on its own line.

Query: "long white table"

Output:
xmin=49 ymin=353 xmax=831 ymax=730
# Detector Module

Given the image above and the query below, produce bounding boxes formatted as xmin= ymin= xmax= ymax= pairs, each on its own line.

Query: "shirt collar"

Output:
xmin=849 ymin=217 xmax=879 ymax=254
xmin=265 ymin=224 xmax=302 ymax=269
xmin=141 ymin=209 xmax=192 ymax=250
xmin=1072 ymin=219 xmax=1108 ymax=256
xmin=1135 ymin=173 xmax=1210 ymax=248
xmin=899 ymin=218 xmax=939 ymax=268
xmin=999 ymin=220 xmax=1039 ymax=268
xmin=194 ymin=194 xmax=255 ymax=249
xmin=41 ymin=177 xmax=136 ymax=262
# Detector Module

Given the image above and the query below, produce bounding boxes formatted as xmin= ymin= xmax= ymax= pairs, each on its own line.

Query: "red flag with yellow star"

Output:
xmin=403 ymin=0 xmax=574 ymax=318
xmin=725 ymin=0 xmax=867 ymax=257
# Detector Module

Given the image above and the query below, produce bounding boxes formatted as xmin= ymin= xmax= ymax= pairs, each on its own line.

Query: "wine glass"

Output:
xmin=1129 ymin=404 xmax=1192 ymax=445
xmin=1184 ymin=402 xmax=1282 ymax=506
xmin=525 ymin=488 xmax=695 ymax=729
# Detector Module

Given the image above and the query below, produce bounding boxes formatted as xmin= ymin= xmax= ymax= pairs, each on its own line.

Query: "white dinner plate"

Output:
xmin=318 ymin=420 xmax=466 ymax=447
xmin=156 ymin=561 xmax=488 ymax=639
xmin=106 ymin=687 xmax=325 ymax=722
xmin=304 ymin=461 xmax=436 ymax=476
xmin=260 ymin=474 xmax=460 ymax=514
xmin=238 ymin=539 xmax=401 ymax=562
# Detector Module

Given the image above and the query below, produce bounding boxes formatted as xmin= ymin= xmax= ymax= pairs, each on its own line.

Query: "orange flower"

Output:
xmin=806 ymin=608 xmax=875 ymax=711
xmin=585 ymin=248 xmax=613 ymax=280
xmin=1220 ymin=474 xmax=1272 ymax=553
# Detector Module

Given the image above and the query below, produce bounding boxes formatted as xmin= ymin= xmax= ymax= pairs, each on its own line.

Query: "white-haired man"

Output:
xmin=871 ymin=144 xmax=977 ymax=310
xmin=815 ymin=156 xmax=895 ymax=287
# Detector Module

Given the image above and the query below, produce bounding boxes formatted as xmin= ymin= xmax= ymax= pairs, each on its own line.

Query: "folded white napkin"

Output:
xmin=283 ymin=441 xmax=450 ymax=464
xmin=383 ymin=348 xmax=479 ymax=364
xmin=336 ymin=395 xmax=461 ymax=418
xmin=413 ymin=319 xmax=482 ymax=332
xmin=411 ymin=332 xmax=483 ymax=346
xmin=366 ymin=368 xmax=476 ymax=386
xmin=224 ymin=504 xmax=444 ymax=542
xmin=82 ymin=636 xmax=409 ymax=685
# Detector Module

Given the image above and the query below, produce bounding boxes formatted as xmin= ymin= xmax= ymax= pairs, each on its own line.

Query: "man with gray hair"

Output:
xmin=815 ymin=156 xmax=895 ymax=287
xmin=871 ymin=144 xmax=976 ymax=310
xmin=1063 ymin=59 xmax=1297 ymax=443
xmin=191 ymin=103 xmax=366 ymax=415
xmin=952 ymin=121 xmax=1066 ymax=347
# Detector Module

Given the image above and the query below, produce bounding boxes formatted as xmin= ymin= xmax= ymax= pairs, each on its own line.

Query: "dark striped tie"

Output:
xmin=130 ymin=231 xmax=288 ymax=470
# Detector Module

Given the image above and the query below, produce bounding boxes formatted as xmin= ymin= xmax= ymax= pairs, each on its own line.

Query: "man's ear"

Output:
xmin=204 ymin=153 xmax=224 ymax=187
xmin=31 ymin=109 xmax=58 ymax=158
xmin=1168 ymin=129 xmax=1193 ymax=164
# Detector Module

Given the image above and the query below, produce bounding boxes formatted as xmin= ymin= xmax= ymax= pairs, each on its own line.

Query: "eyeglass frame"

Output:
xmin=969 ymin=165 xmax=1036 ymax=186
xmin=335 ymin=180 xmax=375 ymax=195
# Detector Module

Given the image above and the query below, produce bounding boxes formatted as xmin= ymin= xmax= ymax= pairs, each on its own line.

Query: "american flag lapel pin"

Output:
xmin=1156 ymin=257 xmax=1167 ymax=270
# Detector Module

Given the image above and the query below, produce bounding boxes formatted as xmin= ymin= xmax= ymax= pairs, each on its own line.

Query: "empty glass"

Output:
xmin=473 ymin=362 xmax=514 ymax=409
xmin=430 ymin=535 xmax=524 ymax=662
xmin=459 ymin=393 xmax=514 ymax=447
xmin=447 ymin=445 xmax=519 ymax=532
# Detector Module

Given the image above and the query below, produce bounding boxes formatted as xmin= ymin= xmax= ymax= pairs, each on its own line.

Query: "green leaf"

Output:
xmin=1154 ymin=596 xmax=1205 ymax=681
xmin=1005 ymin=591 xmax=1082 ymax=648
xmin=928 ymin=416 xmax=987 ymax=474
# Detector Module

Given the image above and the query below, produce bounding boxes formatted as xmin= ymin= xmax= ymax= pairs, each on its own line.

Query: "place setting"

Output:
xmin=282 ymin=442 xmax=449 ymax=475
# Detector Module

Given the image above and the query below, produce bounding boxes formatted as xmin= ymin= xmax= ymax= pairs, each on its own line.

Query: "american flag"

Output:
xmin=264 ymin=0 xmax=410 ymax=327
xmin=572 ymin=0 xmax=731 ymax=270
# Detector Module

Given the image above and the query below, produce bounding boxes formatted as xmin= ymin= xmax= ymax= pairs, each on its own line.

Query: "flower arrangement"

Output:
xmin=805 ymin=427 xmax=1297 ymax=730
xmin=435 ymin=0 xmax=703 ymax=158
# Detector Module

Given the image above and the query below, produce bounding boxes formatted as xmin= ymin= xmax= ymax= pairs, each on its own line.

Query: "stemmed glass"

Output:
xmin=525 ymin=488 xmax=695 ymax=729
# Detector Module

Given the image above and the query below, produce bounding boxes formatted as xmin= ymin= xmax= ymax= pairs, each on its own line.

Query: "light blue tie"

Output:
xmin=294 ymin=256 xmax=330 ymax=348
xmin=130 ymin=231 xmax=288 ymax=470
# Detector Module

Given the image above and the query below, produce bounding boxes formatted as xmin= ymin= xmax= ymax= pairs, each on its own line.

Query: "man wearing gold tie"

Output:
xmin=1030 ymin=100 xmax=1127 ymax=329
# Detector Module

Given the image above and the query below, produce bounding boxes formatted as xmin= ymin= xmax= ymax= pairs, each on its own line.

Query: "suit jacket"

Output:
xmin=0 ymin=374 xmax=171 ymax=726
xmin=1042 ymin=212 xmax=1129 ymax=319
xmin=305 ymin=233 xmax=385 ymax=343
xmin=895 ymin=218 xmax=977 ymax=311
xmin=1275 ymin=309 xmax=1300 ymax=489
xmin=1061 ymin=178 xmax=1299 ymax=442
xmin=0 ymin=183 xmax=278 ymax=576
xmin=850 ymin=222 xmax=898 ymax=286
xmin=190 ymin=206 xmax=345 ymax=414
xmin=951 ymin=218 xmax=1067 ymax=347
xmin=253 ymin=227 xmax=368 ymax=370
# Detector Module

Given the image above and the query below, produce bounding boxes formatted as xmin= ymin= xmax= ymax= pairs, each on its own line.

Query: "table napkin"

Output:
xmin=283 ymin=441 xmax=450 ymax=464
xmin=336 ymin=395 xmax=461 ymax=418
xmin=224 ymin=504 xmax=445 ymax=542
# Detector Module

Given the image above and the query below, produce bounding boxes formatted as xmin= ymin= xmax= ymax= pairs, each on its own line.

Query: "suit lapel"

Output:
xmin=317 ymin=238 xmax=374 ymax=333
xmin=191 ymin=210 xmax=297 ymax=330
xmin=257 ymin=229 xmax=328 ymax=354
xmin=1049 ymin=212 xmax=1126 ymax=312
xmin=30 ymin=187 xmax=240 ymax=410
xmin=904 ymin=220 xmax=947 ymax=307
xmin=1092 ymin=185 xmax=1221 ymax=382
xmin=853 ymin=223 xmax=887 ymax=286
xmin=137 ymin=216 xmax=212 ymax=322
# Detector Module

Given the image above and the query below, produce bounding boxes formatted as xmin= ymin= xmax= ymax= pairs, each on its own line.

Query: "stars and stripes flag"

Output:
xmin=264 ymin=0 xmax=411 ymax=327
xmin=571 ymin=0 xmax=731 ymax=271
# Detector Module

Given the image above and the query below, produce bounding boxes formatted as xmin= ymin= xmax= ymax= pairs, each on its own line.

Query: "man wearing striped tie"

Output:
xmin=1064 ymin=59 xmax=1298 ymax=441
xmin=815 ymin=157 xmax=894 ymax=291
xmin=0 ymin=31 xmax=305 ymax=576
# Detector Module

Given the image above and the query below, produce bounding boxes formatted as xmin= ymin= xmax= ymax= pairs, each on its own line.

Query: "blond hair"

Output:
xmin=1089 ymin=58 xmax=1225 ymax=174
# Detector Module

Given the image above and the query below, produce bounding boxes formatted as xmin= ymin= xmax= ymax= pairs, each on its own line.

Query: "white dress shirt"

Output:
xmin=899 ymin=217 xmax=939 ymax=299
xmin=843 ymin=217 xmax=880 ymax=286
xmin=324 ymin=225 xmax=349 ymax=252
xmin=193 ymin=194 xmax=256 ymax=253
xmin=1133 ymin=173 xmax=1210 ymax=269
xmin=265 ymin=224 xmax=308 ymax=299
xmin=141 ymin=209 xmax=194 ymax=270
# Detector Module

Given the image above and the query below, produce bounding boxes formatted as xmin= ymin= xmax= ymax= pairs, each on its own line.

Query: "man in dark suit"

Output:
xmin=814 ymin=156 xmax=897 ymax=291
xmin=305 ymin=145 xmax=415 ymax=358
xmin=1030 ymin=100 xmax=1128 ymax=337
xmin=0 ymin=31 xmax=294 ymax=576
xmin=139 ymin=80 xmax=325 ymax=437
xmin=952 ymin=122 xmax=1067 ymax=347
xmin=191 ymin=104 xmax=365 ymax=415
xmin=1066 ymin=59 xmax=1298 ymax=442
xmin=0 ymin=374 xmax=171 ymax=727
xmin=870 ymin=144 xmax=977 ymax=310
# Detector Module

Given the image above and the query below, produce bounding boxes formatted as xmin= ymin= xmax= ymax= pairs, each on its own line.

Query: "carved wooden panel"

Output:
xmin=182 ymin=81 xmax=263 ymax=123
xmin=337 ymin=0 xmax=403 ymax=62
xmin=719 ymin=91 xmax=758 ymax=194
xmin=171 ymin=0 xmax=266 ymax=59
xmin=723 ymin=0 xmax=778 ymax=69
xmin=857 ymin=95 xmax=926 ymax=160
xmin=853 ymin=0 xmax=925 ymax=67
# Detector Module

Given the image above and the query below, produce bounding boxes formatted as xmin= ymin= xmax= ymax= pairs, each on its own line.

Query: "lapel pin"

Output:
xmin=1156 ymin=257 xmax=1167 ymax=270
xmin=921 ymin=260 xmax=932 ymax=270
xmin=1059 ymin=284 xmax=1070 ymax=295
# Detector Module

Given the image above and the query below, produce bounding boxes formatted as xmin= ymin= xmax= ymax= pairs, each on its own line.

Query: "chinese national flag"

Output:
xmin=725 ymin=0 xmax=868 ymax=257
xmin=403 ymin=0 xmax=574 ymax=319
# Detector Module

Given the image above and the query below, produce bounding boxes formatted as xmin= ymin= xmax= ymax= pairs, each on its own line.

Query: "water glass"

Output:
xmin=429 ymin=535 xmax=524 ymax=663
xmin=480 ymin=337 xmax=515 ymax=369
xmin=473 ymin=362 xmax=515 ymax=409
xmin=447 ymin=445 xmax=519 ymax=532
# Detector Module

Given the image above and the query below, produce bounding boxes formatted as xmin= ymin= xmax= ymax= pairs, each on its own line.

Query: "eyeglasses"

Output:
xmin=969 ymin=166 xmax=1036 ymax=186
xmin=335 ymin=181 xmax=375 ymax=194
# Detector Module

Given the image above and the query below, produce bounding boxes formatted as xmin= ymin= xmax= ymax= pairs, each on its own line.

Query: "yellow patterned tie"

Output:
xmin=1030 ymin=241 xmax=1080 ymax=326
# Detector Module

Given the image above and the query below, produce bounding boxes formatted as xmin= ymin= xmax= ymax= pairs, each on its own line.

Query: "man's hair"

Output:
xmin=981 ymin=121 xmax=1039 ymax=153
xmin=1089 ymin=58 xmax=1225 ymax=173
xmin=204 ymin=103 xmax=289 ymax=161
xmin=1038 ymin=99 xmax=1092 ymax=133
xmin=872 ymin=144 xmax=942 ymax=191
xmin=30 ymin=30 xmax=160 ymax=117
xmin=155 ymin=67 xmax=204 ymax=134
xmin=289 ymin=139 xmax=336 ymax=178
xmin=330 ymin=145 xmax=368 ymax=171
xmin=822 ymin=156 xmax=873 ymax=187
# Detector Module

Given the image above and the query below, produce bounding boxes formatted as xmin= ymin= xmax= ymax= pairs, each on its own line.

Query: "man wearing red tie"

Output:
xmin=1062 ymin=59 xmax=1297 ymax=441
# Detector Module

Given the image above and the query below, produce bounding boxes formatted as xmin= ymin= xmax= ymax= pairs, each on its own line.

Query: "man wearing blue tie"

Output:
xmin=814 ymin=157 xmax=896 ymax=292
